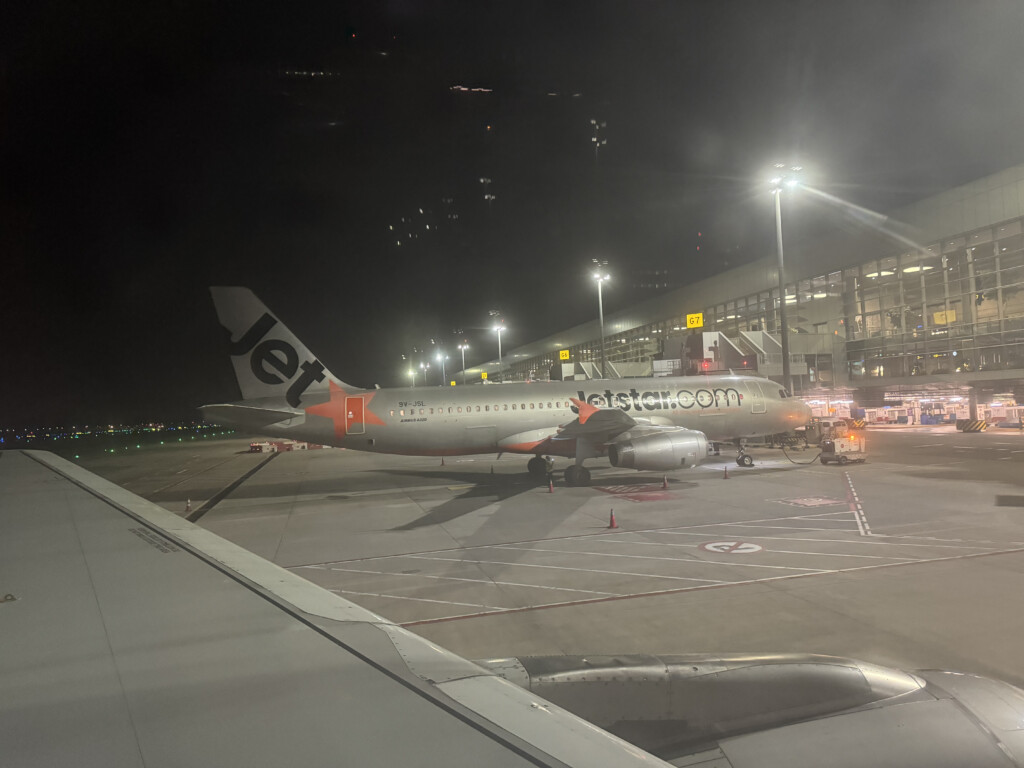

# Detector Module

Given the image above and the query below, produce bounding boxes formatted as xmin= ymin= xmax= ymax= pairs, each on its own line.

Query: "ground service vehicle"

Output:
xmin=820 ymin=435 xmax=868 ymax=465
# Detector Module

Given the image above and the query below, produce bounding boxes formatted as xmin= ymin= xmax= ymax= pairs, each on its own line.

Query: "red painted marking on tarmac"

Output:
xmin=594 ymin=485 xmax=674 ymax=502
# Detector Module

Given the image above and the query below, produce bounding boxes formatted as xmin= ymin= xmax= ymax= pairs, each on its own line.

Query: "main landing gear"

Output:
xmin=528 ymin=455 xmax=592 ymax=486
xmin=564 ymin=465 xmax=591 ymax=487
xmin=527 ymin=456 xmax=548 ymax=478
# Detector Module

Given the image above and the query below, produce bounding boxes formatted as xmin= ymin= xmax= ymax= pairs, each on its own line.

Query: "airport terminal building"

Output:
xmin=465 ymin=162 xmax=1024 ymax=425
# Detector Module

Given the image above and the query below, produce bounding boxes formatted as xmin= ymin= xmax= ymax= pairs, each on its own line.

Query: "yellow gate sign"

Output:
xmin=686 ymin=313 xmax=704 ymax=329
xmin=559 ymin=349 xmax=570 ymax=361
xmin=481 ymin=371 xmax=488 ymax=380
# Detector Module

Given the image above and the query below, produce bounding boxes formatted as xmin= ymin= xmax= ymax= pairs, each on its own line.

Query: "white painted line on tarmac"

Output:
xmin=844 ymin=471 xmax=873 ymax=536
xmin=793 ymin=511 xmax=855 ymax=520
xmin=652 ymin=530 xmax=1003 ymax=551
xmin=717 ymin=523 xmax=861 ymax=532
xmin=331 ymin=589 xmax=503 ymax=610
xmin=400 ymin=544 xmax=1024 ymax=627
xmin=912 ymin=443 xmax=945 ymax=448
xmin=594 ymin=536 xmax=913 ymax=562
xmin=323 ymin=566 xmax=621 ymax=596
xmin=493 ymin=544 xmax=820 ymax=571
xmin=406 ymin=554 xmax=728 ymax=584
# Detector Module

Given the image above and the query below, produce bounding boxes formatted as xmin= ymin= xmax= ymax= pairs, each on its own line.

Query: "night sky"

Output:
xmin=5 ymin=1 xmax=1024 ymax=427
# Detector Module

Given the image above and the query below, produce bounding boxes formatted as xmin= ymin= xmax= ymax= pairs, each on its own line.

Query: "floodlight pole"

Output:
xmin=770 ymin=164 xmax=801 ymax=393
xmin=458 ymin=344 xmax=468 ymax=385
xmin=774 ymin=189 xmax=792 ymax=393
xmin=496 ymin=327 xmax=504 ymax=383
xmin=595 ymin=275 xmax=609 ymax=379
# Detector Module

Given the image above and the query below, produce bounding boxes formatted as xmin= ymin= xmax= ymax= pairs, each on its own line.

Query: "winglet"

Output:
xmin=570 ymin=397 xmax=600 ymax=425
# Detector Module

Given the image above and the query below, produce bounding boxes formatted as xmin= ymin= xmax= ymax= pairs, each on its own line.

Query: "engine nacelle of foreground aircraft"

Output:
xmin=477 ymin=654 xmax=1024 ymax=765
xmin=607 ymin=429 xmax=709 ymax=471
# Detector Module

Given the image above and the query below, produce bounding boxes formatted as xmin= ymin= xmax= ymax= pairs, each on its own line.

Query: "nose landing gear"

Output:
xmin=733 ymin=439 xmax=754 ymax=467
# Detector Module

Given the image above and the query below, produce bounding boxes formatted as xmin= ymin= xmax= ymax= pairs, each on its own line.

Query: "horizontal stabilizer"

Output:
xmin=200 ymin=403 xmax=301 ymax=428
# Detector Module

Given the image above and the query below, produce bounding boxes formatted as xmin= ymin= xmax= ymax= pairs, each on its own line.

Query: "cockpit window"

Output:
xmin=779 ymin=389 xmax=788 ymax=398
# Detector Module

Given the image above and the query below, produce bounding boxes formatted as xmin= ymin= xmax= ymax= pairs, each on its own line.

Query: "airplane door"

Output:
xmin=744 ymin=382 xmax=766 ymax=414
xmin=345 ymin=397 xmax=365 ymax=435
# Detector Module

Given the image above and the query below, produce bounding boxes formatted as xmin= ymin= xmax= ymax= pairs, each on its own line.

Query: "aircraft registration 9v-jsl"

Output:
xmin=201 ymin=288 xmax=811 ymax=485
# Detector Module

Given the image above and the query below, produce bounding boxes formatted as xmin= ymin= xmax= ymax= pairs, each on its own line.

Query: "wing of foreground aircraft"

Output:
xmin=0 ymin=450 xmax=665 ymax=768
xmin=4 ymin=449 xmax=1024 ymax=767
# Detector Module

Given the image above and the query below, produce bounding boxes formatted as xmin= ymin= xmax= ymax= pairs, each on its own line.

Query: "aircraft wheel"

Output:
xmin=527 ymin=456 xmax=547 ymax=477
xmin=576 ymin=467 xmax=591 ymax=486
xmin=739 ymin=454 xmax=754 ymax=467
xmin=564 ymin=465 xmax=579 ymax=486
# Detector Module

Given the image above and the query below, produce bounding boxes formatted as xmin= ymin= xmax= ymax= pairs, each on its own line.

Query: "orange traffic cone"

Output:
xmin=723 ymin=466 xmax=729 ymax=479
xmin=608 ymin=509 xmax=618 ymax=529
xmin=662 ymin=475 xmax=669 ymax=489
xmin=185 ymin=498 xmax=191 ymax=513
xmin=548 ymin=479 xmax=554 ymax=493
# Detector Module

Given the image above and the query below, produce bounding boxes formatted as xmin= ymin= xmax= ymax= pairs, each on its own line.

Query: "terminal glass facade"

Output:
xmin=504 ymin=215 xmax=1024 ymax=389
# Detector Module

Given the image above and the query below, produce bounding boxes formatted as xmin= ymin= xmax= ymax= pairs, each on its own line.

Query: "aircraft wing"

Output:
xmin=553 ymin=398 xmax=637 ymax=442
xmin=0 ymin=450 xmax=668 ymax=768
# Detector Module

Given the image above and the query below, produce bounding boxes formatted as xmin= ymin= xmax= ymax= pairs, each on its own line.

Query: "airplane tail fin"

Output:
xmin=210 ymin=287 xmax=350 ymax=407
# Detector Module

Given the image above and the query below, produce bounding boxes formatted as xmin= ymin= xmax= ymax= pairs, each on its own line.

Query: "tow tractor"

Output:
xmin=819 ymin=434 xmax=868 ymax=465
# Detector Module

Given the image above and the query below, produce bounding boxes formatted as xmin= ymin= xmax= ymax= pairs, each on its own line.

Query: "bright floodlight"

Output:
xmin=769 ymin=164 xmax=802 ymax=193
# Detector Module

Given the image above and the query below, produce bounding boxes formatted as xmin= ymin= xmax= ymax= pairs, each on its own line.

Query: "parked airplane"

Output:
xmin=6 ymin=449 xmax=1024 ymax=767
xmin=201 ymin=287 xmax=810 ymax=485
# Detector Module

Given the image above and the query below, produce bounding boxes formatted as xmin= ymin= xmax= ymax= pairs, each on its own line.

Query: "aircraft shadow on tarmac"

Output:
xmin=360 ymin=468 xmax=698 ymax=531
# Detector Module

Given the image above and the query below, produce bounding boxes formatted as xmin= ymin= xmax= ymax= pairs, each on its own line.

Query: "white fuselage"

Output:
xmin=209 ymin=375 xmax=810 ymax=458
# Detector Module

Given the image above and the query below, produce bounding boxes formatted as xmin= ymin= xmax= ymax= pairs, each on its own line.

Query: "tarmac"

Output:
xmin=73 ymin=425 xmax=1024 ymax=686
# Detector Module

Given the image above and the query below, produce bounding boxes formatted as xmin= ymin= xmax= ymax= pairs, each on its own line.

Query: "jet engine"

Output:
xmin=607 ymin=429 xmax=709 ymax=471
xmin=476 ymin=654 xmax=1024 ymax=764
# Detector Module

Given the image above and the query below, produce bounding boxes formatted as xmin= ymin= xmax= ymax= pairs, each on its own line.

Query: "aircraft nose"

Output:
xmin=792 ymin=400 xmax=812 ymax=426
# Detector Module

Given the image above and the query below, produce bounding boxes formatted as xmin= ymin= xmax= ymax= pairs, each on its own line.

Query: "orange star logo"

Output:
xmin=304 ymin=381 xmax=386 ymax=439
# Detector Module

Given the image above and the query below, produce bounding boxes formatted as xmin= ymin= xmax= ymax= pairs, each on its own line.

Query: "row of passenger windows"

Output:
xmin=390 ymin=401 xmax=570 ymax=417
